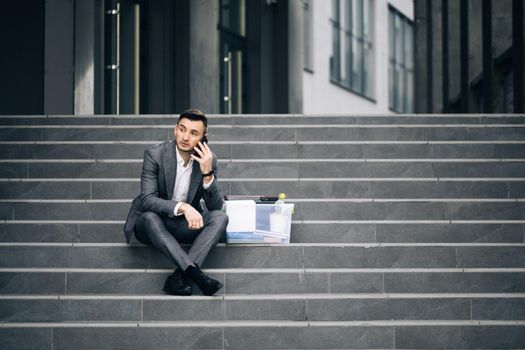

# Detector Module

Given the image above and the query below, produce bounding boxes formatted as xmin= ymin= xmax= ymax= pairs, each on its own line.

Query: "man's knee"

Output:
xmin=138 ymin=211 xmax=163 ymax=227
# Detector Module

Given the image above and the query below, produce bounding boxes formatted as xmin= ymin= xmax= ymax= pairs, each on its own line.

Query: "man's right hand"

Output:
xmin=179 ymin=203 xmax=204 ymax=230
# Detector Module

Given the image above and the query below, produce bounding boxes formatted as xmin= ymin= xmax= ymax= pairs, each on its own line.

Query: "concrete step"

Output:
xmin=2 ymin=322 xmax=525 ymax=350
xmin=2 ymin=200 xmax=524 ymax=221
xmin=1 ymin=222 xmax=523 ymax=244
xmin=1 ymin=179 xmax=522 ymax=199
xmin=2 ymin=142 xmax=525 ymax=159
xmin=0 ymin=244 xmax=524 ymax=269
xmin=1 ymin=125 xmax=525 ymax=141
xmin=1 ymin=270 xmax=525 ymax=295
xmin=1 ymin=114 xmax=525 ymax=125
xmin=2 ymin=160 xmax=525 ymax=179
xmin=1 ymin=294 xmax=524 ymax=322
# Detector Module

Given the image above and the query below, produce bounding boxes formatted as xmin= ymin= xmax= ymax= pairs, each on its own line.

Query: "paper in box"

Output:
xmin=225 ymin=200 xmax=294 ymax=244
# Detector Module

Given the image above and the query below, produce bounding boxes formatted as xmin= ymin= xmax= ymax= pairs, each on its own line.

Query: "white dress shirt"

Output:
xmin=172 ymin=147 xmax=214 ymax=216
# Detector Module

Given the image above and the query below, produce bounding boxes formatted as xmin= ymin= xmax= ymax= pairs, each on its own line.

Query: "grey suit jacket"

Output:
xmin=123 ymin=140 xmax=224 ymax=244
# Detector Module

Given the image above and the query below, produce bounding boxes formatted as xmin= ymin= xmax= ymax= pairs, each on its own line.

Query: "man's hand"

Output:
xmin=191 ymin=141 xmax=213 ymax=175
xmin=179 ymin=203 xmax=204 ymax=230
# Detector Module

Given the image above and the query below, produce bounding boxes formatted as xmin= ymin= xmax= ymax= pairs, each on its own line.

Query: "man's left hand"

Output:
xmin=191 ymin=141 xmax=213 ymax=174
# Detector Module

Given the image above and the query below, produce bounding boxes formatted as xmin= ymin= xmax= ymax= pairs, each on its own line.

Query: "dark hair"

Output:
xmin=177 ymin=109 xmax=208 ymax=129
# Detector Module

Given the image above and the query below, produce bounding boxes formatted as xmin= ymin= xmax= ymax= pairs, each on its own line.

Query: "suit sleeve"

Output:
xmin=201 ymin=155 xmax=224 ymax=211
xmin=140 ymin=148 xmax=176 ymax=217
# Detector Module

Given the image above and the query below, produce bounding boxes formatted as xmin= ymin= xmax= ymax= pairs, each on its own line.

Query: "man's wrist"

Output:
xmin=175 ymin=202 xmax=187 ymax=215
xmin=201 ymin=169 xmax=214 ymax=177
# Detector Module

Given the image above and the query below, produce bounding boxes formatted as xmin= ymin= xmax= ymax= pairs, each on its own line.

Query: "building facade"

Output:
xmin=414 ymin=0 xmax=525 ymax=113
xmin=0 ymin=0 xmax=415 ymax=115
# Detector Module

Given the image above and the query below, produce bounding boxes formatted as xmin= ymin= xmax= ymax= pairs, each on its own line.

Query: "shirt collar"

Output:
xmin=175 ymin=146 xmax=193 ymax=168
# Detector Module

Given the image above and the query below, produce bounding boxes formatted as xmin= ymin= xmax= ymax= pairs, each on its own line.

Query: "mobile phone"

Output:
xmin=193 ymin=135 xmax=209 ymax=156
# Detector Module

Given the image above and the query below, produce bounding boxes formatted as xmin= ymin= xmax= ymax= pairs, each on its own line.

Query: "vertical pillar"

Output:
xmin=442 ymin=0 xmax=449 ymax=112
xmin=460 ymin=0 xmax=469 ymax=112
xmin=482 ymin=0 xmax=493 ymax=113
xmin=189 ymin=0 xmax=220 ymax=113
xmin=512 ymin=0 xmax=524 ymax=112
xmin=74 ymin=0 xmax=96 ymax=115
xmin=426 ymin=0 xmax=433 ymax=112
xmin=44 ymin=0 xmax=74 ymax=114
xmin=288 ymin=0 xmax=303 ymax=113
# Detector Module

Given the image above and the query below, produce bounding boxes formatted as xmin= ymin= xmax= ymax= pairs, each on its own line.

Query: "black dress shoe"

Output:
xmin=185 ymin=265 xmax=224 ymax=296
xmin=163 ymin=270 xmax=192 ymax=296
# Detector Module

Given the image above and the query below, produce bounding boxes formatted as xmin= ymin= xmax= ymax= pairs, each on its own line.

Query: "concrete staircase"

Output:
xmin=0 ymin=114 xmax=525 ymax=349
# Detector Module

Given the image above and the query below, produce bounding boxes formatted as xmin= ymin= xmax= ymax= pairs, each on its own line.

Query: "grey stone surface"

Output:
xmin=231 ymin=144 xmax=299 ymax=159
xmin=0 ymin=272 xmax=65 ymax=294
xmin=307 ymin=298 xmax=470 ymax=321
xmin=509 ymin=182 xmax=525 ymax=197
xmin=150 ymin=246 xmax=303 ymax=269
xmin=230 ymin=181 xmax=370 ymax=198
xmin=225 ymin=273 xmax=328 ymax=294
xmin=203 ymin=246 xmax=303 ymax=269
xmin=472 ymin=298 xmax=525 ymax=320
xmin=496 ymin=144 xmax=525 ymax=158
xmin=0 ymin=246 xmax=149 ymax=268
xmin=447 ymin=202 xmax=525 ymax=220
xmin=457 ymin=247 xmax=525 ymax=268
xmin=66 ymin=272 xmax=168 ymax=294
xmin=66 ymin=272 xmax=224 ymax=296
xmin=303 ymin=246 xmax=457 ymax=268
xmin=328 ymin=273 xmax=384 ymax=293
xmin=422 ymin=126 xmax=525 ymax=140
xmin=432 ymin=162 xmax=525 ymax=178
xmin=0 ymin=181 xmax=90 ymax=199
xmin=294 ymin=201 xmax=525 ymax=221
xmin=53 ymin=327 xmax=223 ymax=350
xmin=224 ymin=299 xmax=307 ymax=321
xmin=1 ymin=144 xmax=231 ymax=160
xmin=211 ymin=127 xmax=297 ymax=141
xmin=0 ymin=299 xmax=141 ymax=322
xmin=369 ymin=181 xmax=509 ymax=198
xmin=143 ymin=299 xmax=223 ymax=321
xmin=0 ymin=162 xmax=26 ymax=177
xmin=28 ymin=162 xmax=142 ymax=178
xmin=12 ymin=202 xmax=130 ymax=220
xmin=297 ymin=127 xmax=425 ymax=141
xmin=295 ymin=202 xmax=451 ymax=220
xmin=0 ymin=223 xmax=78 ymax=242
xmin=291 ymin=223 xmax=376 ymax=243
xmin=91 ymin=181 xmax=139 ymax=199
xmin=376 ymin=223 xmax=524 ymax=243
xmin=0 ymin=116 xmax=114 ymax=125
xmin=42 ymin=127 xmax=168 ymax=141
xmin=0 ymin=128 xmax=41 ymax=141
xmin=384 ymin=272 xmax=525 ymax=293
xmin=299 ymin=162 xmax=435 ymax=178
xmin=224 ymin=326 xmax=393 ymax=349
xmin=394 ymin=325 xmax=525 ymax=349
xmin=79 ymin=223 xmax=129 ymax=243
xmin=0 ymin=328 xmax=52 ymax=350
xmin=0 ymin=203 xmax=12 ymax=220
xmin=220 ymin=161 xmax=298 ymax=178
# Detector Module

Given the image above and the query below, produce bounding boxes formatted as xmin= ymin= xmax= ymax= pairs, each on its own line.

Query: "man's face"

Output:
xmin=173 ymin=118 xmax=206 ymax=153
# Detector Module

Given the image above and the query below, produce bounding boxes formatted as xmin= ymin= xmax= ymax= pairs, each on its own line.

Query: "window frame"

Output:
xmin=330 ymin=0 xmax=375 ymax=101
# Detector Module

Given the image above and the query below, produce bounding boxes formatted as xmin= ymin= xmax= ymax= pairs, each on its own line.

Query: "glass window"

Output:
xmin=388 ymin=6 xmax=414 ymax=113
xmin=303 ymin=0 xmax=314 ymax=72
xmin=330 ymin=0 xmax=374 ymax=99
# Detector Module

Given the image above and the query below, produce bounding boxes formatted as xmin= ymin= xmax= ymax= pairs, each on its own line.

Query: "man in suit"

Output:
xmin=124 ymin=109 xmax=228 ymax=296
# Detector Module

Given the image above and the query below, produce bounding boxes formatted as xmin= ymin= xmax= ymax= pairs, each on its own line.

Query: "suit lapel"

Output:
xmin=164 ymin=142 xmax=177 ymax=199
xmin=186 ymin=159 xmax=201 ymax=205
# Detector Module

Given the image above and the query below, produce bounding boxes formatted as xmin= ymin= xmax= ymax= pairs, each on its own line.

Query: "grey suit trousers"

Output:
xmin=134 ymin=210 xmax=228 ymax=271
